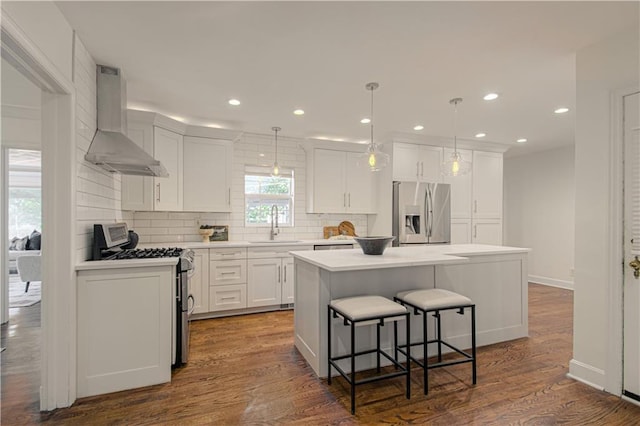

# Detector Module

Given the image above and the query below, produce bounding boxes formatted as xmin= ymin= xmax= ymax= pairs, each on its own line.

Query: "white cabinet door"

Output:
xmin=183 ymin=136 xmax=231 ymax=212
xmin=282 ymin=257 xmax=295 ymax=304
xmin=154 ymin=127 xmax=183 ymax=211
xmin=443 ymin=148 xmax=473 ymax=219
xmin=451 ymin=218 xmax=472 ymax=244
xmin=189 ymin=249 xmax=209 ymax=314
xmin=313 ymin=149 xmax=346 ymax=213
xmin=393 ymin=142 xmax=421 ymax=181
xmin=393 ymin=142 xmax=443 ymax=182
xmin=472 ymin=151 xmax=503 ymax=219
xmin=472 ymin=219 xmax=503 ymax=245
xmin=247 ymin=258 xmax=282 ymax=307
xmin=345 ymin=152 xmax=376 ymax=213
xmin=123 ymin=122 xmax=154 ymax=211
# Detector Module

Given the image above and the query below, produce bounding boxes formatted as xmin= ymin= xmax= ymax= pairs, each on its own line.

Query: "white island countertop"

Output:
xmin=290 ymin=243 xmax=529 ymax=272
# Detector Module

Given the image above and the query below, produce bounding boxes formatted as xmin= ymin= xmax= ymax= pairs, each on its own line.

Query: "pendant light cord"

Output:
xmin=370 ymin=85 xmax=374 ymax=149
xmin=450 ymin=97 xmax=463 ymax=155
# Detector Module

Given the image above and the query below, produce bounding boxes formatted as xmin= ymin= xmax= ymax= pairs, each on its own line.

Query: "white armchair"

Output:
xmin=16 ymin=253 xmax=41 ymax=293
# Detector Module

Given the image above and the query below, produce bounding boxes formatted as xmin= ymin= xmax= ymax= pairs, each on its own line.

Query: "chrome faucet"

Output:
xmin=270 ymin=205 xmax=280 ymax=240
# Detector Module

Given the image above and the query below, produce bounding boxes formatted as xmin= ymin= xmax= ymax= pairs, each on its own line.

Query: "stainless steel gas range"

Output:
xmin=92 ymin=223 xmax=194 ymax=366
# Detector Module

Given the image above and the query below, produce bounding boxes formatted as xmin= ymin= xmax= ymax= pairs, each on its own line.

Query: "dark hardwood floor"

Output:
xmin=2 ymin=284 xmax=640 ymax=424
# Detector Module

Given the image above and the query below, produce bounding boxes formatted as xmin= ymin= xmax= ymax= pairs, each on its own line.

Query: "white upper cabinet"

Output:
xmin=393 ymin=142 xmax=443 ymax=183
xmin=154 ymin=127 xmax=183 ymax=211
xmin=307 ymin=147 xmax=376 ymax=214
xmin=443 ymin=148 xmax=473 ymax=219
xmin=472 ymin=151 xmax=503 ymax=219
xmin=183 ymin=136 xmax=232 ymax=212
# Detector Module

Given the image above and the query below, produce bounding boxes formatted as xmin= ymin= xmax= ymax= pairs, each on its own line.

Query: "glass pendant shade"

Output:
xmin=441 ymin=97 xmax=471 ymax=177
xmin=271 ymin=126 xmax=281 ymax=177
xmin=359 ymin=81 xmax=388 ymax=172
xmin=442 ymin=150 xmax=471 ymax=177
xmin=358 ymin=143 xmax=390 ymax=172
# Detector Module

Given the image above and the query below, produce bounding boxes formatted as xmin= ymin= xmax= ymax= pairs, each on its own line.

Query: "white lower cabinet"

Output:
xmin=247 ymin=258 xmax=283 ymax=307
xmin=451 ymin=219 xmax=472 ymax=244
xmin=77 ymin=266 xmax=173 ymax=397
xmin=208 ymin=248 xmax=247 ymax=312
xmin=189 ymin=249 xmax=209 ymax=314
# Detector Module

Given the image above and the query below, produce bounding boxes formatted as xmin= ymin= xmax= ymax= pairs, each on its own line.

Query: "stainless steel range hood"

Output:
xmin=85 ymin=65 xmax=168 ymax=177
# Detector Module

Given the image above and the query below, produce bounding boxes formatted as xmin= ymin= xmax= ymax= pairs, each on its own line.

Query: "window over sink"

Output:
xmin=244 ymin=166 xmax=294 ymax=227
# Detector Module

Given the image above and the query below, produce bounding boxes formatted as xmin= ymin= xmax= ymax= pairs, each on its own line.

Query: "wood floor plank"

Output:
xmin=2 ymin=284 xmax=640 ymax=424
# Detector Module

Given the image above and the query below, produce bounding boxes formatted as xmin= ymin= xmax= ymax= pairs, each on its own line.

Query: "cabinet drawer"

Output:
xmin=209 ymin=284 xmax=247 ymax=312
xmin=210 ymin=248 xmax=247 ymax=260
xmin=210 ymin=260 xmax=246 ymax=286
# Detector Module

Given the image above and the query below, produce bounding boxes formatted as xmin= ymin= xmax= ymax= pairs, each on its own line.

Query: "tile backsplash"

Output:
xmin=130 ymin=132 xmax=369 ymax=244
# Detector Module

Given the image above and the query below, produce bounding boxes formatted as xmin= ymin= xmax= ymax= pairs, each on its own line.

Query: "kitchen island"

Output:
xmin=290 ymin=244 xmax=530 ymax=377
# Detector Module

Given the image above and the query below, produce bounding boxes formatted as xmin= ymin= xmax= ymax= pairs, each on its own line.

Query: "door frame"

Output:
xmin=1 ymin=12 xmax=77 ymax=410
xmin=607 ymin=87 xmax=640 ymax=397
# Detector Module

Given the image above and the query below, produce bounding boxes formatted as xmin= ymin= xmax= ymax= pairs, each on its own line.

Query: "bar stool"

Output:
xmin=394 ymin=288 xmax=476 ymax=395
xmin=328 ymin=295 xmax=411 ymax=414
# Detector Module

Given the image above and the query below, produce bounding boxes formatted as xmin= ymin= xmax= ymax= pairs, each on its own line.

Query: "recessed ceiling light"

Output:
xmin=360 ymin=118 xmax=371 ymax=124
xmin=228 ymin=99 xmax=241 ymax=106
xmin=554 ymin=107 xmax=569 ymax=114
xmin=483 ymin=93 xmax=499 ymax=101
xmin=413 ymin=125 xmax=424 ymax=131
xmin=475 ymin=133 xmax=486 ymax=138
xmin=517 ymin=138 xmax=527 ymax=143
xmin=293 ymin=109 xmax=305 ymax=115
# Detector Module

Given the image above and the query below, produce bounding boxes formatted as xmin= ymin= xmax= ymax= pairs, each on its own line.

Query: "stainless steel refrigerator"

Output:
xmin=392 ymin=181 xmax=451 ymax=246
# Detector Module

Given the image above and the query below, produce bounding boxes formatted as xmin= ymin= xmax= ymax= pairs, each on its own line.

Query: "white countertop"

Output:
xmin=76 ymin=257 xmax=179 ymax=271
xmin=290 ymin=243 xmax=529 ymax=272
xmin=138 ymin=238 xmax=356 ymax=250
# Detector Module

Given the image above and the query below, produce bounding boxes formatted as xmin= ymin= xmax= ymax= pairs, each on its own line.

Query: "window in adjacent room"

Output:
xmin=244 ymin=166 xmax=294 ymax=227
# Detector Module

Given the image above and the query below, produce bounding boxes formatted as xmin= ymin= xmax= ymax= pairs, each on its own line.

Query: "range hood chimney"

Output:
xmin=84 ymin=65 xmax=168 ymax=177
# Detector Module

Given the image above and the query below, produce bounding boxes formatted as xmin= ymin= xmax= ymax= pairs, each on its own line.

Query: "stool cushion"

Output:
xmin=396 ymin=288 xmax=472 ymax=310
xmin=330 ymin=295 xmax=407 ymax=321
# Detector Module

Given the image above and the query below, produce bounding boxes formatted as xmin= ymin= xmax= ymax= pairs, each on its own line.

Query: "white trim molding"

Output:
xmin=528 ymin=275 xmax=574 ymax=290
xmin=568 ymin=359 xmax=606 ymax=391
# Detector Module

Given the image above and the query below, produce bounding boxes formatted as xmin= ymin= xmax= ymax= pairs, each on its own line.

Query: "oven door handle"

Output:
xmin=187 ymin=294 xmax=195 ymax=315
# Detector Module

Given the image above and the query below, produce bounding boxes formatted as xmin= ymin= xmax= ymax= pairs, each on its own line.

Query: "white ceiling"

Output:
xmin=55 ymin=1 xmax=639 ymax=157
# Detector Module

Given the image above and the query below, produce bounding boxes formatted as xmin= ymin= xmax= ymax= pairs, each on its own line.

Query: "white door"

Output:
xmin=623 ymin=91 xmax=640 ymax=401
xmin=472 ymin=151 xmax=503 ymax=219
xmin=345 ymin=152 xmax=375 ymax=213
xmin=392 ymin=142 xmax=420 ymax=181
xmin=183 ymin=137 xmax=231 ymax=212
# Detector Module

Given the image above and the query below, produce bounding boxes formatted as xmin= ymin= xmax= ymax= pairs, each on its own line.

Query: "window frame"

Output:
xmin=244 ymin=166 xmax=295 ymax=228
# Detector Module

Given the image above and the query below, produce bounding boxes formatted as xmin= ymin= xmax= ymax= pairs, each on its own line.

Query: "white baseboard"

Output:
xmin=529 ymin=275 xmax=574 ymax=290
xmin=568 ymin=359 xmax=605 ymax=390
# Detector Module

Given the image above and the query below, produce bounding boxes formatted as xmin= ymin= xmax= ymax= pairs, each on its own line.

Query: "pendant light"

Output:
xmin=442 ymin=97 xmax=472 ymax=177
xmin=358 ymin=82 xmax=390 ymax=172
xmin=271 ymin=126 xmax=281 ymax=177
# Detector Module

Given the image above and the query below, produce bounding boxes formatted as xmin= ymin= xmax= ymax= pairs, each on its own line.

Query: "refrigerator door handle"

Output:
xmin=425 ymin=186 xmax=433 ymax=239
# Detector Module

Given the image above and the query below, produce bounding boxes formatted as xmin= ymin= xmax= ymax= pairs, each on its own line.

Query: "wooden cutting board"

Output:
xmin=323 ymin=226 xmax=340 ymax=239
xmin=338 ymin=221 xmax=357 ymax=237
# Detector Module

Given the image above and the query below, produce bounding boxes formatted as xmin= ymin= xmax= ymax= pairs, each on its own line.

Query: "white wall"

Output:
xmin=2 ymin=1 xmax=73 ymax=83
xmin=572 ymin=25 xmax=639 ymax=389
xmin=504 ymin=146 xmax=575 ymax=288
xmin=73 ymin=35 xmax=132 ymax=261
xmin=131 ymin=133 xmax=368 ymax=243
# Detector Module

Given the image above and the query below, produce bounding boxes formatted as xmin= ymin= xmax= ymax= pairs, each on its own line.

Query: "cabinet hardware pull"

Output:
xmin=278 ymin=265 xmax=281 ymax=283
xmin=474 ymin=200 xmax=477 ymax=213
xmin=220 ymin=271 xmax=235 ymax=275
xmin=221 ymin=296 xmax=236 ymax=301
xmin=474 ymin=225 xmax=477 ymax=239
xmin=284 ymin=265 xmax=287 ymax=282
xmin=343 ymin=193 xmax=346 ymax=207
xmin=348 ymin=193 xmax=351 ymax=207
xmin=228 ymin=188 xmax=231 ymax=205
xmin=156 ymin=183 xmax=161 ymax=203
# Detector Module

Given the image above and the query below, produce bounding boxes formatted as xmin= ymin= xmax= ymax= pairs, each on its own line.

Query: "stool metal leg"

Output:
xmin=405 ymin=312 xmax=411 ymax=399
xmin=328 ymin=305 xmax=332 ymax=385
xmin=423 ymin=309 xmax=428 ymax=395
xmin=350 ymin=321 xmax=356 ymax=415
xmin=436 ymin=311 xmax=442 ymax=363
xmin=393 ymin=320 xmax=398 ymax=366
xmin=472 ymin=305 xmax=477 ymax=384
xmin=376 ymin=322 xmax=381 ymax=373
